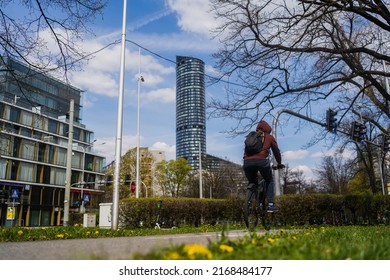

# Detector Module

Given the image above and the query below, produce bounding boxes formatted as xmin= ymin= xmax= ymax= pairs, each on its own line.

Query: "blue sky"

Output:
xmin=58 ymin=0 xmax=352 ymax=180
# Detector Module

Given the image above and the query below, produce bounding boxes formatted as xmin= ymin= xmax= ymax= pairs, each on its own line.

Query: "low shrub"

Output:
xmin=118 ymin=194 xmax=390 ymax=228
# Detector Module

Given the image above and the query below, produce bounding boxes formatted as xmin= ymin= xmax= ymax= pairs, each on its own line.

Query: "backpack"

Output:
xmin=244 ymin=131 xmax=264 ymax=155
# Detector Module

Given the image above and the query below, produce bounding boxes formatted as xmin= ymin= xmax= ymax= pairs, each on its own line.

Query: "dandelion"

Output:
xmin=267 ymin=237 xmax=276 ymax=244
xmin=165 ymin=251 xmax=182 ymax=260
xmin=219 ymin=244 xmax=234 ymax=253
xmin=184 ymin=244 xmax=212 ymax=259
xmin=17 ymin=230 xmax=23 ymax=235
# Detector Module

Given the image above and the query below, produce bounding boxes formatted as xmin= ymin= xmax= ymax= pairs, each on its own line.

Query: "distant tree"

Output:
xmin=314 ymin=155 xmax=353 ymax=194
xmin=104 ymin=148 xmax=155 ymax=200
xmin=201 ymin=163 xmax=246 ymax=199
xmin=347 ymin=167 xmax=371 ymax=194
xmin=0 ymin=1 xmax=107 ymax=77
xmin=155 ymin=158 xmax=192 ymax=197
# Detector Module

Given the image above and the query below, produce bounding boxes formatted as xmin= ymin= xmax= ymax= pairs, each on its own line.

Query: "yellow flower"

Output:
xmin=267 ymin=237 xmax=276 ymax=244
xmin=95 ymin=231 xmax=99 ymax=235
xmin=17 ymin=230 xmax=23 ymax=235
xmin=291 ymin=235 xmax=298 ymax=240
xmin=184 ymin=244 xmax=212 ymax=259
xmin=219 ymin=244 xmax=234 ymax=253
xmin=56 ymin=234 xmax=64 ymax=239
xmin=165 ymin=251 xmax=182 ymax=260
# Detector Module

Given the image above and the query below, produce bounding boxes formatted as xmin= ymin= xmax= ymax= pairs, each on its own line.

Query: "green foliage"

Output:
xmin=137 ymin=226 xmax=390 ymax=260
xmin=277 ymin=193 xmax=390 ymax=226
xmin=155 ymin=158 xmax=192 ymax=197
xmin=119 ymin=197 xmax=242 ymax=228
xmin=118 ymin=194 xmax=390 ymax=229
xmin=0 ymin=224 xmax=240 ymax=243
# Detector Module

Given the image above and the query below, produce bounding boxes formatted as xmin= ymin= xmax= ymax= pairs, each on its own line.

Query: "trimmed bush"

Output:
xmin=117 ymin=194 xmax=390 ymax=229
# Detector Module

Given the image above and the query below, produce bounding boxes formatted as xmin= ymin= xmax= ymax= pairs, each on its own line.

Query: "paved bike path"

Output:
xmin=0 ymin=229 xmax=273 ymax=260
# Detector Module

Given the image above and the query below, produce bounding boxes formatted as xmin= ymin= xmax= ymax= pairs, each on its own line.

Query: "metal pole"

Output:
xmin=136 ymin=48 xmax=142 ymax=199
xmin=80 ymin=148 xmax=85 ymax=213
xmin=272 ymin=109 xmax=328 ymax=195
xmin=63 ymin=99 xmax=74 ymax=226
xmin=112 ymin=0 xmax=128 ymax=230
xmin=80 ymin=139 xmax=96 ymax=213
xmin=199 ymin=142 xmax=203 ymax=198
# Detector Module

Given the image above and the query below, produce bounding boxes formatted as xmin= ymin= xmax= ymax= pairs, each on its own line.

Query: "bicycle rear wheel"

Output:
xmin=243 ymin=189 xmax=259 ymax=231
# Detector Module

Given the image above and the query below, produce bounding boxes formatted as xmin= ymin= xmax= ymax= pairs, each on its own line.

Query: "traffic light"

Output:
xmin=130 ymin=181 xmax=136 ymax=193
xmin=383 ymin=135 xmax=389 ymax=153
xmin=350 ymin=121 xmax=366 ymax=143
xmin=326 ymin=109 xmax=338 ymax=133
xmin=359 ymin=123 xmax=367 ymax=143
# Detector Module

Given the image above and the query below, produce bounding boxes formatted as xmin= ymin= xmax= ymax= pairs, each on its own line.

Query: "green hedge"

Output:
xmin=114 ymin=194 xmax=390 ymax=229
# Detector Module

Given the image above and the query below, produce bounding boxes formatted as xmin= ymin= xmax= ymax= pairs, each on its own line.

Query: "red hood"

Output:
xmin=256 ymin=120 xmax=272 ymax=133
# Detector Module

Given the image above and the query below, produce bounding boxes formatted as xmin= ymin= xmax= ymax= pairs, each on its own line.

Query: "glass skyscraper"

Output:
xmin=176 ymin=56 xmax=206 ymax=169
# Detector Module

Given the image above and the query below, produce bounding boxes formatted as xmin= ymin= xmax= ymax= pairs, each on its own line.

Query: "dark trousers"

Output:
xmin=243 ymin=159 xmax=275 ymax=203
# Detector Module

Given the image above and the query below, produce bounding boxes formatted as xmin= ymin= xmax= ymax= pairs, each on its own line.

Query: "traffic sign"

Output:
xmin=10 ymin=189 xmax=19 ymax=199
xmin=83 ymin=194 xmax=90 ymax=203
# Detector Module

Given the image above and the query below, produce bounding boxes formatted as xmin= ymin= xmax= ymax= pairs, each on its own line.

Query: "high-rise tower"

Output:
xmin=175 ymin=56 xmax=206 ymax=169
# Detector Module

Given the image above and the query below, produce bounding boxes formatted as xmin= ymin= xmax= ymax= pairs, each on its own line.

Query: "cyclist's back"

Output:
xmin=243 ymin=120 xmax=283 ymax=212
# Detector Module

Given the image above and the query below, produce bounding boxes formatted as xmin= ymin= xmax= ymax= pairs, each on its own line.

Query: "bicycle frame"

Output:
xmin=243 ymin=179 xmax=271 ymax=231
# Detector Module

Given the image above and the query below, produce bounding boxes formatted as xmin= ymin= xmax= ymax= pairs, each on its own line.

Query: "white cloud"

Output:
xmin=167 ymin=0 xmax=219 ymax=37
xmin=291 ymin=165 xmax=315 ymax=180
xmin=144 ymin=87 xmax=176 ymax=104
xmin=283 ymin=149 xmax=309 ymax=160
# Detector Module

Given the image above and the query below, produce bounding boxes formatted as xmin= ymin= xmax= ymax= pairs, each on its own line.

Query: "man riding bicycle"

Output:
xmin=243 ymin=120 xmax=284 ymax=212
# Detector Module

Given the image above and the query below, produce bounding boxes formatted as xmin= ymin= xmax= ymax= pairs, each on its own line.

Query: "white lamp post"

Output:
xmin=112 ymin=0 xmax=127 ymax=230
xmin=136 ymin=48 xmax=144 ymax=199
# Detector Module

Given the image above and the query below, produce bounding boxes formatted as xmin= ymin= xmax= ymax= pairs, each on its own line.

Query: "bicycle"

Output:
xmin=242 ymin=165 xmax=284 ymax=231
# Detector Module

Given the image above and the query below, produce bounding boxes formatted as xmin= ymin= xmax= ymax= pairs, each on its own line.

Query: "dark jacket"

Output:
xmin=243 ymin=120 xmax=282 ymax=164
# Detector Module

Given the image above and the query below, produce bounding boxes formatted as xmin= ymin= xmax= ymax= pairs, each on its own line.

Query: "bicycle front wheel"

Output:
xmin=243 ymin=190 xmax=259 ymax=231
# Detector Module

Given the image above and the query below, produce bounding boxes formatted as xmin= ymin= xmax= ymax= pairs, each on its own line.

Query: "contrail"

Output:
xmin=128 ymin=7 xmax=173 ymax=32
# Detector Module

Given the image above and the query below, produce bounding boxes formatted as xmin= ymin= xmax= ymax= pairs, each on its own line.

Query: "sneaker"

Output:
xmin=267 ymin=203 xmax=279 ymax=212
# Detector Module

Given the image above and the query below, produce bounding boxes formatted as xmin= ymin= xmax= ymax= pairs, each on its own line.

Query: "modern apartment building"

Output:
xmin=0 ymin=57 xmax=106 ymax=226
xmin=176 ymin=56 xmax=206 ymax=169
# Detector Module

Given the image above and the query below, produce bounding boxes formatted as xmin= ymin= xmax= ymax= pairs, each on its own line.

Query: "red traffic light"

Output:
xmin=130 ymin=182 xmax=136 ymax=193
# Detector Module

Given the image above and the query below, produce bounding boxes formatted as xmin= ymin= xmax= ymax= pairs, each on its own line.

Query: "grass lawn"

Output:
xmin=135 ymin=225 xmax=390 ymax=260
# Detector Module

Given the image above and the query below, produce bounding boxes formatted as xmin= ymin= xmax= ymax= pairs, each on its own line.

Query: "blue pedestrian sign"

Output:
xmin=83 ymin=194 xmax=90 ymax=204
xmin=10 ymin=189 xmax=19 ymax=199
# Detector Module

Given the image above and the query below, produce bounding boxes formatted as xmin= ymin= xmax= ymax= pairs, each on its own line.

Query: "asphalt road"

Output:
xmin=0 ymin=229 xmax=260 ymax=260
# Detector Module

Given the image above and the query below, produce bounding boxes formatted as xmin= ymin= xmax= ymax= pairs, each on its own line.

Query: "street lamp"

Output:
xmin=136 ymin=48 xmax=144 ymax=199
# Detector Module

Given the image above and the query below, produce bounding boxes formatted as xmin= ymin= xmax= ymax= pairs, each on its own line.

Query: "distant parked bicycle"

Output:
xmin=243 ymin=165 xmax=284 ymax=231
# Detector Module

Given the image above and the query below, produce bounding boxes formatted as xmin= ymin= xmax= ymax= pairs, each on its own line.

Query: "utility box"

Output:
xmin=83 ymin=213 xmax=96 ymax=227
xmin=99 ymin=203 xmax=112 ymax=228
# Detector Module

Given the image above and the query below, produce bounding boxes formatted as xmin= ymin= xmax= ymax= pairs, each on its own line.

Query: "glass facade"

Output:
xmin=176 ymin=56 xmax=206 ymax=169
xmin=0 ymin=57 xmax=105 ymax=226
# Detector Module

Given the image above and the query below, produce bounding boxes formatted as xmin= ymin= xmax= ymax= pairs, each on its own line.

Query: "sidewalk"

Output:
xmin=0 ymin=230 xmax=249 ymax=260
